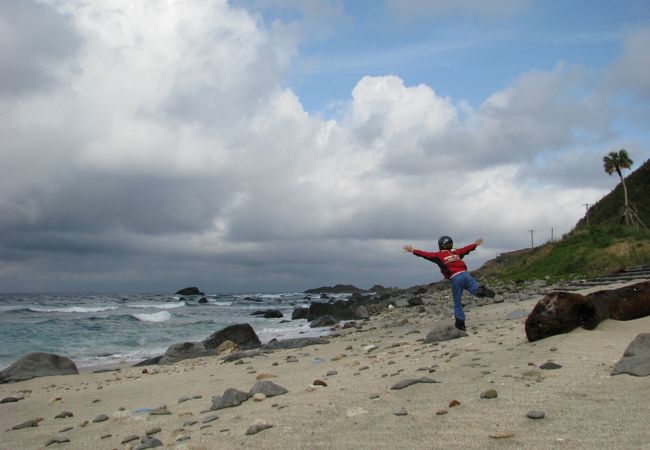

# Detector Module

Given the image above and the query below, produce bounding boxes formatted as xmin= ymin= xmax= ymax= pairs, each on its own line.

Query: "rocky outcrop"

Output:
xmin=525 ymin=281 xmax=650 ymax=342
xmin=202 ymin=323 xmax=261 ymax=350
xmin=0 ymin=353 xmax=79 ymax=383
xmin=291 ymin=307 xmax=309 ymax=320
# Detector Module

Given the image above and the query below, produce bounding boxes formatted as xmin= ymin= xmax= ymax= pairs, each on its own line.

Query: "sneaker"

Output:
xmin=477 ymin=285 xmax=495 ymax=298
xmin=454 ymin=318 xmax=466 ymax=331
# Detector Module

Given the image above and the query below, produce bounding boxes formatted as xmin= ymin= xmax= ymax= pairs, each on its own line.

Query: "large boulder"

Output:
xmin=159 ymin=342 xmax=214 ymax=365
xmin=291 ymin=307 xmax=310 ymax=320
xmin=203 ymin=323 xmax=261 ymax=350
xmin=310 ymin=315 xmax=337 ymax=328
xmin=0 ymin=353 xmax=79 ymax=383
xmin=526 ymin=282 xmax=650 ymax=342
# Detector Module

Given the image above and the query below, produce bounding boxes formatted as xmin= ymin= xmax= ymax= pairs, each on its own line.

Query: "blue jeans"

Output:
xmin=450 ymin=271 xmax=480 ymax=321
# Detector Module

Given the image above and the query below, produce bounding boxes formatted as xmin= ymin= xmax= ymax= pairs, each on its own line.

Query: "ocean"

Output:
xmin=0 ymin=291 xmax=337 ymax=370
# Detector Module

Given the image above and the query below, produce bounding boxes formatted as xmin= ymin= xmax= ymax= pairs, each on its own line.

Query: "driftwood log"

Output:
xmin=525 ymin=281 xmax=650 ymax=342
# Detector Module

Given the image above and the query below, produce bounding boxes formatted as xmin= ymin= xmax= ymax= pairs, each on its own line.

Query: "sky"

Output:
xmin=1 ymin=0 xmax=649 ymax=293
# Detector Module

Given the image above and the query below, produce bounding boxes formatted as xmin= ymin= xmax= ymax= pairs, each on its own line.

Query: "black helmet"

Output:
xmin=438 ymin=236 xmax=453 ymax=250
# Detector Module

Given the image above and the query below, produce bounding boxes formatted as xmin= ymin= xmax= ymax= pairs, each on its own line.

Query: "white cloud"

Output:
xmin=0 ymin=1 xmax=647 ymax=292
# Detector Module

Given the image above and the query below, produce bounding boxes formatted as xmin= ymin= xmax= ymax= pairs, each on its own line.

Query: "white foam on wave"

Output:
xmin=128 ymin=303 xmax=185 ymax=310
xmin=212 ymin=301 xmax=232 ymax=306
xmin=132 ymin=311 xmax=172 ymax=323
xmin=29 ymin=306 xmax=119 ymax=313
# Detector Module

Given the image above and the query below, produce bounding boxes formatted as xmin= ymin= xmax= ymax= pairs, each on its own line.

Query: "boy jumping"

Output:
xmin=403 ymin=236 xmax=495 ymax=331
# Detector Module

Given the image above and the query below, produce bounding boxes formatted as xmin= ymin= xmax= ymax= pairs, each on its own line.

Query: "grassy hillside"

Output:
xmin=476 ymin=158 xmax=650 ymax=282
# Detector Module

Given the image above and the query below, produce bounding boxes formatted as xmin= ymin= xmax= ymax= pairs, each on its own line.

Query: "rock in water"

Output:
xmin=612 ymin=333 xmax=650 ymax=376
xmin=175 ymin=287 xmax=203 ymax=295
xmin=0 ymin=353 xmax=78 ymax=383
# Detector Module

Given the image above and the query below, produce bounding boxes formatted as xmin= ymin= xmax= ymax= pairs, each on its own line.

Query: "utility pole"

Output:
xmin=551 ymin=227 xmax=554 ymax=242
xmin=583 ymin=203 xmax=591 ymax=226
xmin=528 ymin=229 xmax=535 ymax=248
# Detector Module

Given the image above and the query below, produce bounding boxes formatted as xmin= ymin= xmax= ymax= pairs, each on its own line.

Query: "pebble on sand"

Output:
xmin=45 ymin=437 xmax=70 ymax=446
xmin=539 ymin=361 xmax=562 ymax=370
xmin=449 ymin=400 xmax=461 ymax=407
xmin=12 ymin=418 xmax=43 ymax=430
xmin=480 ymin=389 xmax=498 ymax=399
xmin=489 ymin=431 xmax=515 ymax=439
xmin=92 ymin=414 xmax=109 ymax=423
xmin=527 ymin=410 xmax=546 ymax=419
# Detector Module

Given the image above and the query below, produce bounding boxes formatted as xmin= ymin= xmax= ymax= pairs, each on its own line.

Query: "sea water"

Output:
xmin=0 ymin=291 xmax=337 ymax=370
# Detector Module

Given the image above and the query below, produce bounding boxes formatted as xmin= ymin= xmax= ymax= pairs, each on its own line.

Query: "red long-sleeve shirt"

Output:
xmin=412 ymin=243 xmax=478 ymax=279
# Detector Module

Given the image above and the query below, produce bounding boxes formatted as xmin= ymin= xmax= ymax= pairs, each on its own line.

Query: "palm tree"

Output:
xmin=603 ymin=149 xmax=634 ymax=226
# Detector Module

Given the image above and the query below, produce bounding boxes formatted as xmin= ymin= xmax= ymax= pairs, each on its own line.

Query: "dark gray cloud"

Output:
xmin=0 ymin=0 xmax=82 ymax=96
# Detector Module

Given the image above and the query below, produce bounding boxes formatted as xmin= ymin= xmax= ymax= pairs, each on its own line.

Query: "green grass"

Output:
xmin=477 ymin=225 xmax=650 ymax=282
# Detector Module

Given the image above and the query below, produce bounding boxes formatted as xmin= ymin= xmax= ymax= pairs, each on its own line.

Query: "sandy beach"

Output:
xmin=1 ymin=281 xmax=649 ymax=450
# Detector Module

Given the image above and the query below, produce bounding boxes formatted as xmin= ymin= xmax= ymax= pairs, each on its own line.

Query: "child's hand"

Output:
xmin=403 ymin=244 xmax=414 ymax=253
xmin=475 ymin=238 xmax=484 ymax=246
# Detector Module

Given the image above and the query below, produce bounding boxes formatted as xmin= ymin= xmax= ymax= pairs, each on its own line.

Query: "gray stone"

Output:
xmin=527 ymin=410 xmax=545 ymax=419
xmin=310 ymin=315 xmax=338 ymax=328
xmin=612 ymin=333 xmax=650 ymax=376
xmin=249 ymin=381 xmax=289 ymax=398
xmin=159 ymin=341 xmax=214 ymax=365
xmin=92 ymin=414 xmax=109 ymax=423
xmin=203 ymin=323 xmax=261 ymax=350
xmin=393 ymin=407 xmax=408 ymax=416
xmin=121 ymin=435 xmax=140 ymax=444
xmin=54 ymin=411 xmax=73 ymax=419
xmin=136 ymin=436 xmax=163 ymax=449
xmin=45 ymin=437 xmax=71 ymax=446
xmin=149 ymin=407 xmax=171 ymax=415
xmin=145 ymin=427 xmax=161 ymax=435
xmin=210 ymin=388 xmax=252 ymax=410
xmin=11 ymin=418 xmax=43 ymax=430
xmin=202 ymin=414 xmax=219 ymax=423
xmin=0 ymin=396 xmax=22 ymax=403
xmin=424 ymin=323 xmax=468 ymax=343
xmin=261 ymin=337 xmax=329 ymax=351
xmin=390 ymin=377 xmax=438 ymax=390
xmin=0 ymin=353 xmax=78 ymax=383
xmin=539 ymin=361 xmax=562 ymax=370
xmin=506 ymin=310 xmax=528 ymax=320
xmin=245 ymin=419 xmax=273 ymax=435
xmin=480 ymin=389 xmax=498 ymax=399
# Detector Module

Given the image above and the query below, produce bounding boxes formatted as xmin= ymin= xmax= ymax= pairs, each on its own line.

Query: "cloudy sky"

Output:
xmin=1 ymin=0 xmax=649 ymax=293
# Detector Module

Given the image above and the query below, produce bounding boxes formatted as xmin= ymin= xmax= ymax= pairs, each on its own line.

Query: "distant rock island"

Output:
xmin=304 ymin=284 xmax=365 ymax=294
xmin=175 ymin=286 xmax=205 ymax=296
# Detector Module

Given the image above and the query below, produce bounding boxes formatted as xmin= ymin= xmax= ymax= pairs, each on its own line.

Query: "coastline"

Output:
xmin=1 ymin=280 xmax=649 ymax=449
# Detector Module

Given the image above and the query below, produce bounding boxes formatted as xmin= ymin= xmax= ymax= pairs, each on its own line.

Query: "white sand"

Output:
xmin=1 ymin=280 xmax=649 ymax=449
